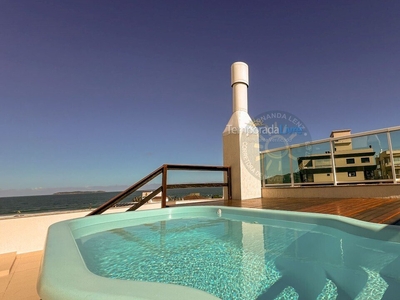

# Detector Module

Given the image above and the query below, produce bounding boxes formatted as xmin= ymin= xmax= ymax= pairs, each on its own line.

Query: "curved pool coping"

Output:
xmin=37 ymin=206 xmax=400 ymax=300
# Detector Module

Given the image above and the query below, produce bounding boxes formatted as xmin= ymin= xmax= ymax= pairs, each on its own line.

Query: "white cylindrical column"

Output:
xmin=231 ymin=62 xmax=249 ymax=113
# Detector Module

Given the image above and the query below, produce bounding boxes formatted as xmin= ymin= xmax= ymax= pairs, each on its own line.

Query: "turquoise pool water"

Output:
xmin=38 ymin=207 xmax=400 ymax=300
xmin=76 ymin=211 xmax=400 ymax=299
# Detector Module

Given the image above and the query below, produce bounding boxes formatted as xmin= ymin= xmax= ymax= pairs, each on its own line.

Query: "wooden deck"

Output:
xmin=172 ymin=197 xmax=400 ymax=225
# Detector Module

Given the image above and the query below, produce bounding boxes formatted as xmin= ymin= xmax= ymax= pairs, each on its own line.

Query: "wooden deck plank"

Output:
xmin=172 ymin=197 xmax=400 ymax=225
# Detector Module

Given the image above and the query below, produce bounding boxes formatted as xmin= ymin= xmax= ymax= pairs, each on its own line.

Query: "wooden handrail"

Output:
xmin=87 ymin=164 xmax=231 ymax=216
xmin=126 ymin=186 xmax=163 ymax=212
xmin=87 ymin=166 xmax=164 ymax=215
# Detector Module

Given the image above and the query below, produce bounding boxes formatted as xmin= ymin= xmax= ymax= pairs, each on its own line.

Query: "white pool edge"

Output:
xmin=37 ymin=206 xmax=400 ymax=300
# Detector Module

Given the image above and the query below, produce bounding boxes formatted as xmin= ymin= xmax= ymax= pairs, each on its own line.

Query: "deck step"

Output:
xmin=0 ymin=252 xmax=17 ymax=277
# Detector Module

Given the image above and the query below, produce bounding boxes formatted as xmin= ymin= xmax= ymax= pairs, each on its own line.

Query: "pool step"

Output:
xmin=0 ymin=252 xmax=17 ymax=277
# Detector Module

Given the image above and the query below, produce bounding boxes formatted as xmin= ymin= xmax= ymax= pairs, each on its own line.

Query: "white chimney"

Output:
xmin=223 ymin=62 xmax=261 ymax=200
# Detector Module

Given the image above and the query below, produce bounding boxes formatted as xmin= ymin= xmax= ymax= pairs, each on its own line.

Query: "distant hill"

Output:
xmin=53 ymin=191 xmax=106 ymax=195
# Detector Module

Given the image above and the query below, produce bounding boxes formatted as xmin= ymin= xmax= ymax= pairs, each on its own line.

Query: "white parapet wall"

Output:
xmin=0 ymin=208 xmax=125 ymax=254
xmin=0 ymin=202 xmax=174 ymax=254
xmin=262 ymin=184 xmax=400 ymax=199
xmin=0 ymin=200 xmax=216 ymax=254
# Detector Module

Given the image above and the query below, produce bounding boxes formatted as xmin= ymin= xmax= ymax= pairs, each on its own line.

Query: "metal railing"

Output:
xmin=87 ymin=164 xmax=231 ymax=216
xmin=260 ymin=126 xmax=400 ymax=187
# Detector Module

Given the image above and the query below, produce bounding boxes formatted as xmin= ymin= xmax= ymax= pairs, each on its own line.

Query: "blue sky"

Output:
xmin=1 ymin=1 xmax=399 ymax=196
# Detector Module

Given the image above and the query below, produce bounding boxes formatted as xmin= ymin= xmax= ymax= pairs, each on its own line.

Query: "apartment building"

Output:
xmin=298 ymin=130 xmax=377 ymax=183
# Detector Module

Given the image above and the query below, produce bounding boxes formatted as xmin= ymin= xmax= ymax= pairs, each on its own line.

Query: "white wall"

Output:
xmin=0 ymin=203 xmax=166 ymax=254
xmin=262 ymin=184 xmax=400 ymax=199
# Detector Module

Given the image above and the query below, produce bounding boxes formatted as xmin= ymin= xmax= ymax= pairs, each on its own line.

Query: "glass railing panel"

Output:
xmin=389 ymin=130 xmax=400 ymax=179
xmin=260 ymin=128 xmax=400 ymax=187
xmin=333 ymin=132 xmax=389 ymax=182
xmin=390 ymin=129 xmax=400 ymax=150
xmin=291 ymin=141 xmax=333 ymax=184
xmin=262 ymin=149 xmax=291 ymax=184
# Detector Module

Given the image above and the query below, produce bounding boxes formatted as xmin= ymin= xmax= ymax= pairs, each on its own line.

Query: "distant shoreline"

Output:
xmin=0 ymin=187 xmax=223 ymax=216
xmin=52 ymin=191 xmax=106 ymax=195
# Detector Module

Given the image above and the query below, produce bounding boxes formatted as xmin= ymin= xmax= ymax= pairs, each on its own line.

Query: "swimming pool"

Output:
xmin=37 ymin=206 xmax=400 ymax=299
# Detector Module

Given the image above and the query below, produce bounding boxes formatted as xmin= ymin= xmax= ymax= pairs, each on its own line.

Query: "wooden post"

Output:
xmin=161 ymin=164 xmax=168 ymax=208
xmin=227 ymin=167 xmax=232 ymax=200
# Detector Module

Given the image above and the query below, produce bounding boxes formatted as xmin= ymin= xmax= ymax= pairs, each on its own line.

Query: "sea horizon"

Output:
xmin=0 ymin=187 xmax=223 ymax=216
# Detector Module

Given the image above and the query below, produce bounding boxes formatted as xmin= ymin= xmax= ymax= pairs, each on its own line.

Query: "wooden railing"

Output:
xmin=87 ymin=164 xmax=231 ymax=216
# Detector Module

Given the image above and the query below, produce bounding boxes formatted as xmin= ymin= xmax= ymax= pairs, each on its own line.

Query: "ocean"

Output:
xmin=0 ymin=187 xmax=223 ymax=216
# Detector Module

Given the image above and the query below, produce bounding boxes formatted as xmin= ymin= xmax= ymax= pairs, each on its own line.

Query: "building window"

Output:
xmin=348 ymin=171 xmax=356 ymax=177
xmin=346 ymin=158 xmax=355 ymax=164
xmin=314 ymin=159 xmax=331 ymax=167
xmin=361 ymin=157 xmax=370 ymax=163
